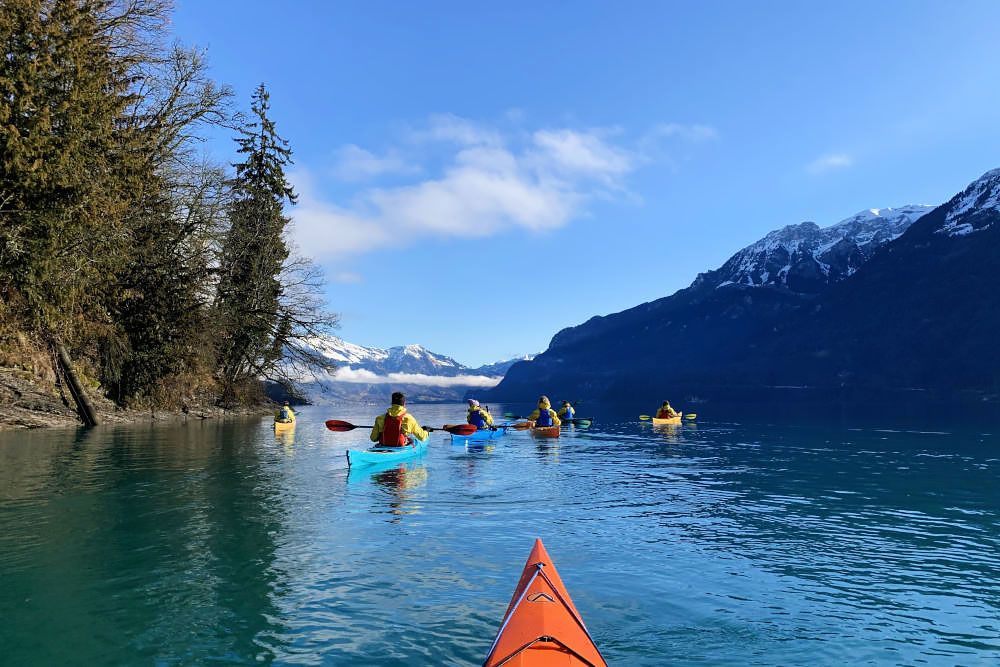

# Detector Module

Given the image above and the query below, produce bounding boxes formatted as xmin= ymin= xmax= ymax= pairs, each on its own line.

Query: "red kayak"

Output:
xmin=483 ymin=539 xmax=606 ymax=667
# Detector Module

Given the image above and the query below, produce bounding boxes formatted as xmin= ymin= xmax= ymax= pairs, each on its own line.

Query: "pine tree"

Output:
xmin=215 ymin=84 xmax=297 ymax=403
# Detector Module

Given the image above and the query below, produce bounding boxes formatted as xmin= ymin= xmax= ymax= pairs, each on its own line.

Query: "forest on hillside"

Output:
xmin=0 ymin=0 xmax=336 ymax=414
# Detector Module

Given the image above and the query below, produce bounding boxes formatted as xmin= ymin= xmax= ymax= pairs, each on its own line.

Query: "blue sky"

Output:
xmin=172 ymin=0 xmax=1000 ymax=366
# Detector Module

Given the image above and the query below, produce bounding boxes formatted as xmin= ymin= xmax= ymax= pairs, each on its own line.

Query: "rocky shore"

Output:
xmin=0 ymin=367 xmax=272 ymax=431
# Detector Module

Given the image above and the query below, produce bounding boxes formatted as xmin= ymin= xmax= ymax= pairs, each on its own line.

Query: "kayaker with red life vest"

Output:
xmin=466 ymin=399 xmax=494 ymax=429
xmin=656 ymin=401 xmax=679 ymax=419
xmin=370 ymin=392 xmax=428 ymax=447
xmin=527 ymin=396 xmax=561 ymax=427
xmin=557 ymin=400 xmax=575 ymax=420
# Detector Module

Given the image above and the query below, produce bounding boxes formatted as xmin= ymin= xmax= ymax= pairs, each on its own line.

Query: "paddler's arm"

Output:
xmin=484 ymin=411 xmax=494 ymax=427
xmin=405 ymin=414 xmax=428 ymax=440
xmin=550 ymin=410 xmax=562 ymax=427
xmin=370 ymin=414 xmax=385 ymax=442
xmin=527 ymin=409 xmax=540 ymax=421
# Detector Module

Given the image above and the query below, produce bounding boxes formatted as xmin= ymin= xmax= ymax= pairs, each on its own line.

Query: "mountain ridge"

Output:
xmin=484 ymin=169 xmax=1000 ymax=402
xmin=289 ymin=336 xmax=531 ymax=403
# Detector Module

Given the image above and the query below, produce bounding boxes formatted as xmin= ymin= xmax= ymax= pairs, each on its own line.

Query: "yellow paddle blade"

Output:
xmin=684 ymin=413 xmax=697 ymax=420
xmin=638 ymin=415 xmax=652 ymax=420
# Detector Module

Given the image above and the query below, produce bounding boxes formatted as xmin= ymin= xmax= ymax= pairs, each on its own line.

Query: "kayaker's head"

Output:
xmin=662 ymin=400 xmax=671 ymax=407
xmin=561 ymin=400 xmax=571 ymax=407
xmin=467 ymin=399 xmax=480 ymax=408
xmin=538 ymin=395 xmax=551 ymax=409
xmin=391 ymin=392 xmax=406 ymax=406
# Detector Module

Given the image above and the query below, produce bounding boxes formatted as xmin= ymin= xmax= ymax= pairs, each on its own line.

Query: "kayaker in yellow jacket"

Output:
xmin=371 ymin=392 xmax=428 ymax=446
xmin=466 ymin=399 xmax=494 ymax=429
xmin=275 ymin=401 xmax=295 ymax=423
xmin=656 ymin=401 xmax=679 ymax=419
xmin=528 ymin=396 xmax=561 ymax=427
xmin=557 ymin=401 xmax=575 ymax=420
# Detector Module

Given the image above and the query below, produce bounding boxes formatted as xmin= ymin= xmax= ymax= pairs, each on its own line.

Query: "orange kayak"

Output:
xmin=530 ymin=426 xmax=561 ymax=438
xmin=484 ymin=539 xmax=606 ymax=667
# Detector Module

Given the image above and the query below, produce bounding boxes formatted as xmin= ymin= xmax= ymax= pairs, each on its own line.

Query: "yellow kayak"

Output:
xmin=652 ymin=413 xmax=682 ymax=426
xmin=273 ymin=417 xmax=296 ymax=432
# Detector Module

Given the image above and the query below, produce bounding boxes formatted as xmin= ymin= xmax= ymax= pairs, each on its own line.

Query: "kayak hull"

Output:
xmin=346 ymin=435 xmax=429 ymax=468
xmin=651 ymin=413 xmax=683 ymax=426
xmin=273 ymin=419 xmax=295 ymax=432
xmin=484 ymin=539 xmax=606 ymax=667
xmin=451 ymin=427 xmax=506 ymax=444
xmin=530 ymin=425 xmax=561 ymax=438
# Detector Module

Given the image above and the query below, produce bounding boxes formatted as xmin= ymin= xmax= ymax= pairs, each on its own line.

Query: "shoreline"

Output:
xmin=0 ymin=367 xmax=273 ymax=431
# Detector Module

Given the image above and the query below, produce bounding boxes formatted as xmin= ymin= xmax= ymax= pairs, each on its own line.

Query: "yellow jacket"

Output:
xmin=557 ymin=405 xmax=575 ymax=418
xmin=467 ymin=406 xmax=494 ymax=427
xmin=371 ymin=405 xmax=428 ymax=442
xmin=656 ymin=405 xmax=679 ymax=418
xmin=528 ymin=398 xmax=561 ymax=427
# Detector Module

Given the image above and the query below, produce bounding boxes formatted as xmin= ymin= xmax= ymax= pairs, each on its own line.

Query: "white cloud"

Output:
xmin=333 ymin=144 xmax=416 ymax=181
xmin=328 ymin=366 xmax=502 ymax=387
xmin=289 ymin=116 xmax=717 ymax=259
xmin=410 ymin=113 xmax=503 ymax=147
xmin=807 ymin=153 xmax=854 ymax=174
xmin=532 ymin=129 xmax=634 ymax=182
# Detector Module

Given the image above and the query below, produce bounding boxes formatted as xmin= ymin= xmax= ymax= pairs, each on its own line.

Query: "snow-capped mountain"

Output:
xmin=486 ymin=167 xmax=1000 ymax=401
xmin=693 ymin=205 xmax=933 ymax=294
xmin=292 ymin=336 xmax=528 ymax=403
xmin=935 ymin=168 xmax=1000 ymax=238
xmin=307 ymin=338 xmax=466 ymax=376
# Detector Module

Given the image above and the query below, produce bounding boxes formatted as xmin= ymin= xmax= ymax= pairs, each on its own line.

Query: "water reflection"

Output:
xmin=0 ymin=420 xmax=292 ymax=665
xmin=2 ymin=404 xmax=999 ymax=665
xmin=348 ymin=460 xmax=429 ymax=519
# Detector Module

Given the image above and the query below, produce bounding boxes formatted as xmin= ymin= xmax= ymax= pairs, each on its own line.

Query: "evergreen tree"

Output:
xmin=0 ymin=0 xmax=133 ymax=336
xmin=215 ymin=84 xmax=297 ymax=403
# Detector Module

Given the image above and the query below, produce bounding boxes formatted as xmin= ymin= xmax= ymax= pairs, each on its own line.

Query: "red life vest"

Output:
xmin=380 ymin=408 xmax=410 ymax=447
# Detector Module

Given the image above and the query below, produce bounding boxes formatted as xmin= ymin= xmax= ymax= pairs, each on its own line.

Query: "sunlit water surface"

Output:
xmin=1 ymin=403 xmax=998 ymax=665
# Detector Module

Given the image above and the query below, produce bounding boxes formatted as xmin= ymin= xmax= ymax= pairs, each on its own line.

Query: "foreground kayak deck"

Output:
xmin=530 ymin=425 xmax=561 ymax=438
xmin=346 ymin=436 xmax=429 ymax=468
xmin=484 ymin=539 xmax=606 ymax=667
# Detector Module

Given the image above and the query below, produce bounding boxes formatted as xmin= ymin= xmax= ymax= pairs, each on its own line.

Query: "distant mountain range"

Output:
xmin=288 ymin=337 xmax=531 ymax=403
xmin=483 ymin=168 xmax=1000 ymax=402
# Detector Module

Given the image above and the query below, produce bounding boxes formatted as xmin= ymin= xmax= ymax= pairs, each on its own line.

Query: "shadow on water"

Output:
xmin=0 ymin=419 xmax=291 ymax=665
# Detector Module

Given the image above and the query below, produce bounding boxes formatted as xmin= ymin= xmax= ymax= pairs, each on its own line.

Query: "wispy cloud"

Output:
xmin=807 ymin=153 xmax=853 ymax=174
xmin=289 ymin=115 xmax=717 ymax=260
xmin=332 ymin=145 xmax=417 ymax=181
xmin=325 ymin=366 xmax=502 ymax=387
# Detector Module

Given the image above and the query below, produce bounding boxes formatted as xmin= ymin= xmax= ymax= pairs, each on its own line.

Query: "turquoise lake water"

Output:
xmin=1 ymin=403 xmax=998 ymax=665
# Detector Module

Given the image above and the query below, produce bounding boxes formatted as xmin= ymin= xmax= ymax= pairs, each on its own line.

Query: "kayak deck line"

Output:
xmin=484 ymin=539 xmax=607 ymax=667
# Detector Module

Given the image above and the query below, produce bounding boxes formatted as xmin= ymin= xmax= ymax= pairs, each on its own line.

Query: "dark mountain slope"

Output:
xmin=486 ymin=206 xmax=933 ymax=400
xmin=486 ymin=169 xmax=1000 ymax=402
xmin=732 ymin=170 xmax=1000 ymax=391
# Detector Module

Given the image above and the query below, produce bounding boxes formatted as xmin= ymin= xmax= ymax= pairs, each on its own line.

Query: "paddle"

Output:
xmin=639 ymin=413 xmax=697 ymax=421
xmin=502 ymin=412 xmax=592 ymax=425
xmin=325 ymin=420 xmax=477 ymax=436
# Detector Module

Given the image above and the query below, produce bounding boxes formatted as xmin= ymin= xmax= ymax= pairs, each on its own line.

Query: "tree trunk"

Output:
xmin=55 ymin=342 xmax=99 ymax=427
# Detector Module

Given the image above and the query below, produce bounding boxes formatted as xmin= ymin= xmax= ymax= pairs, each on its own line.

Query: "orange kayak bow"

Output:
xmin=484 ymin=539 xmax=607 ymax=667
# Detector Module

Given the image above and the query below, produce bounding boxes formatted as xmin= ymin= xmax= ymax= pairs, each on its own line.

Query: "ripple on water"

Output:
xmin=1 ymin=408 xmax=999 ymax=665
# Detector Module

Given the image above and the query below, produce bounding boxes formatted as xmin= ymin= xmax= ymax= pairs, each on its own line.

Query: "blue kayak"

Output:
xmin=450 ymin=425 xmax=509 ymax=445
xmin=346 ymin=435 xmax=429 ymax=468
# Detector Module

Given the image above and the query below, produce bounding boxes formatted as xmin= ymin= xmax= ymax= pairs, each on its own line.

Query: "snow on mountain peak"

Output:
xmin=699 ymin=204 xmax=934 ymax=293
xmin=938 ymin=168 xmax=1000 ymax=237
